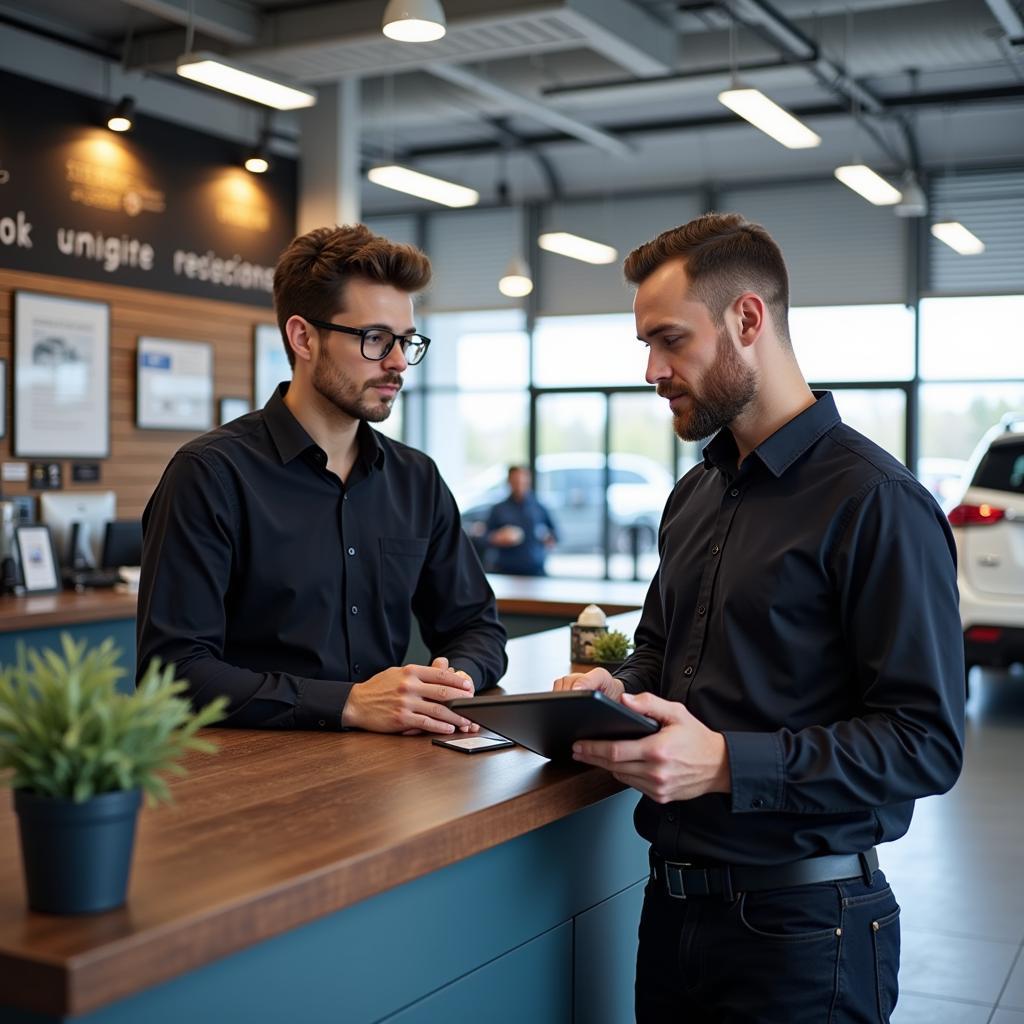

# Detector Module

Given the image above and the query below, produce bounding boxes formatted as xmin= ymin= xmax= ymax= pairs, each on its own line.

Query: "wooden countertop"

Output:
xmin=0 ymin=575 xmax=648 ymax=635
xmin=0 ymin=611 xmax=643 ymax=1018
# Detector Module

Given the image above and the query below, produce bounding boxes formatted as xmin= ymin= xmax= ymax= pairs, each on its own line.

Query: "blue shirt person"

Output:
xmin=484 ymin=466 xmax=558 ymax=576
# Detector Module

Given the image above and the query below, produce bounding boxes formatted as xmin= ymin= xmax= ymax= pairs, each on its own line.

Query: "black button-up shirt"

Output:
xmin=616 ymin=392 xmax=965 ymax=865
xmin=137 ymin=384 xmax=507 ymax=729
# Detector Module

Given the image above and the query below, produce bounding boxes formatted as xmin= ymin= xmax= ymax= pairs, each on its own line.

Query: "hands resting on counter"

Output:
xmin=552 ymin=668 xmax=731 ymax=803
xmin=341 ymin=657 xmax=481 ymax=735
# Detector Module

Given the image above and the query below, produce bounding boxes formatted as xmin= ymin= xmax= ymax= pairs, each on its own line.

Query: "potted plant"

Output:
xmin=0 ymin=634 xmax=226 ymax=914
xmin=587 ymin=630 xmax=635 ymax=672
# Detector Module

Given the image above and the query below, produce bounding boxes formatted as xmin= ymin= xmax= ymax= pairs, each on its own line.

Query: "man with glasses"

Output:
xmin=138 ymin=224 xmax=507 ymax=732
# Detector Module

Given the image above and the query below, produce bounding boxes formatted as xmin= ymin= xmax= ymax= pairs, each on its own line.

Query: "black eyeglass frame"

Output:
xmin=304 ymin=317 xmax=431 ymax=365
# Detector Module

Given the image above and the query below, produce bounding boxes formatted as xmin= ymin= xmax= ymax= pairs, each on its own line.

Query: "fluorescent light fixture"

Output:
xmin=833 ymin=164 xmax=903 ymax=206
xmin=106 ymin=95 xmax=135 ymax=133
xmin=382 ymin=0 xmax=446 ymax=42
xmin=931 ymin=221 xmax=985 ymax=255
xmin=176 ymin=52 xmax=316 ymax=111
xmin=367 ymin=165 xmax=478 ymax=207
xmin=498 ymin=256 xmax=533 ymax=297
xmin=717 ymin=88 xmax=821 ymax=149
xmin=538 ymin=232 xmax=618 ymax=265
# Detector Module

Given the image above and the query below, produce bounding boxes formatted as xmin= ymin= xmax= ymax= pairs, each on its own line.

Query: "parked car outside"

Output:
xmin=457 ymin=452 xmax=675 ymax=558
xmin=947 ymin=414 xmax=1024 ymax=687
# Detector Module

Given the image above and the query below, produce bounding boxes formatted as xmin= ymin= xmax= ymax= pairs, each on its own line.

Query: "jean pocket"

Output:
xmin=736 ymin=885 xmax=843 ymax=943
xmin=871 ymin=905 xmax=901 ymax=1022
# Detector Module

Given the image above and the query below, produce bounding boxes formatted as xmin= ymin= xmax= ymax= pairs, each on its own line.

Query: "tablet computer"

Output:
xmin=447 ymin=690 xmax=658 ymax=761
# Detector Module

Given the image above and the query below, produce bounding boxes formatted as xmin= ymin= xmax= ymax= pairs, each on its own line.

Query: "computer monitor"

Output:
xmin=40 ymin=491 xmax=117 ymax=570
xmin=101 ymin=520 xmax=143 ymax=569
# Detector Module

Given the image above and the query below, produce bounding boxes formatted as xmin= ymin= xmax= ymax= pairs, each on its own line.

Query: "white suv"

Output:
xmin=948 ymin=414 xmax=1024 ymax=686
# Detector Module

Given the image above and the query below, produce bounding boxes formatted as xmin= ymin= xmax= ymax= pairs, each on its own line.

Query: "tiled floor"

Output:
xmin=887 ymin=667 xmax=1024 ymax=1024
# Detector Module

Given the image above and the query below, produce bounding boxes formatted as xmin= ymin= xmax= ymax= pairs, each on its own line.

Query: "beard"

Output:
xmin=312 ymin=345 xmax=401 ymax=424
xmin=658 ymin=327 xmax=757 ymax=442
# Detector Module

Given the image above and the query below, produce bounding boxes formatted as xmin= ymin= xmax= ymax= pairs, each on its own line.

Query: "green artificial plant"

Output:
xmin=0 ymin=634 xmax=227 ymax=804
xmin=589 ymin=630 xmax=634 ymax=664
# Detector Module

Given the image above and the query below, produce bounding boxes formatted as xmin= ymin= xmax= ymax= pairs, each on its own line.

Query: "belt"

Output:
xmin=650 ymin=848 xmax=879 ymax=901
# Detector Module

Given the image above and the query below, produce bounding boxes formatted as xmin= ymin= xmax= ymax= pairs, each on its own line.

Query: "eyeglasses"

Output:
xmin=304 ymin=317 xmax=431 ymax=365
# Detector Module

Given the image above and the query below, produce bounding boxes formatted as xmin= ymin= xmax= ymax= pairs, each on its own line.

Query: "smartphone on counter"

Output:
xmin=431 ymin=734 xmax=515 ymax=754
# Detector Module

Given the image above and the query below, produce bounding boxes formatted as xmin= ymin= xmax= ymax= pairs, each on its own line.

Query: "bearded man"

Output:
xmin=553 ymin=213 xmax=965 ymax=1022
xmin=138 ymin=224 xmax=506 ymax=732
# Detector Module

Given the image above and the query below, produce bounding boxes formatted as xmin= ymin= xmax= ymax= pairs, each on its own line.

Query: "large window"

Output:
xmin=918 ymin=296 xmax=1024 ymax=506
xmin=396 ymin=293 xmax=1024 ymax=580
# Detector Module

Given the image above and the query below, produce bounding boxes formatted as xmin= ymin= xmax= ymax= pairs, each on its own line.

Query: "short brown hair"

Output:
xmin=624 ymin=213 xmax=790 ymax=342
xmin=272 ymin=224 xmax=432 ymax=367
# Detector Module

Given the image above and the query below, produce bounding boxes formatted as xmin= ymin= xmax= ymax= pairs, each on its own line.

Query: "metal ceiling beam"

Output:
xmin=401 ymin=83 xmax=1024 ymax=159
xmin=561 ymin=0 xmax=676 ymax=77
xmin=117 ymin=0 xmax=258 ymax=46
xmin=426 ymin=62 xmax=632 ymax=158
xmin=985 ymin=0 xmax=1024 ymax=43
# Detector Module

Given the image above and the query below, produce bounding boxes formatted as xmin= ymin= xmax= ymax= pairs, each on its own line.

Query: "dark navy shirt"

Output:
xmin=485 ymin=493 xmax=558 ymax=576
xmin=615 ymin=392 xmax=965 ymax=865
xmin=137 ymin=384 xmax=507 ymax=729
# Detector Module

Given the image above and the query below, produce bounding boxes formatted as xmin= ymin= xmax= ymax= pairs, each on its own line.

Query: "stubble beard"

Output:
xmin=312 ymin=345 xmax=401 ymax=424
xmin=660 ymin=327 xmax=757 ymax=442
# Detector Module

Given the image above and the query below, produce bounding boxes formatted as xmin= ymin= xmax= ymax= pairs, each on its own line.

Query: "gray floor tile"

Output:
xmin=891 ymin=992 xmax=991 ymax=1024
xmin=898 ymin=929 xmax=1019 ymax=1004
xmin=1001 ymin=952 xmax=1024 ymax=1010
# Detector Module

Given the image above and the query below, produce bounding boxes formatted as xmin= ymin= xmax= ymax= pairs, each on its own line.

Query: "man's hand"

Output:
xmin=552 ymin=666 xmax=625 ymax=701
xmin=571 ymin=692 xmax=731 ymax=802
xmin=342 ymin=660 xmax=478 ymax=735
xmin=489 ymin=525 xmax=524 ymax=548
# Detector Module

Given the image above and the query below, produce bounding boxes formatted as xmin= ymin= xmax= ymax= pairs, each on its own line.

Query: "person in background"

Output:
xmin=484 ymin=465 xmax=558 ymax=576
xmin=138 ymin=224 xmax=507 ymax=733
xmin=554 ymin=212 xmax=965 ymax=1022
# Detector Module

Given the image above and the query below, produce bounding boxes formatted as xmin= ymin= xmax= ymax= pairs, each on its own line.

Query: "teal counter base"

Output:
xmin=0 ymin=620 xmax=135 ymax=694
xmin=0 ymin=791 xmax=648 ymax=1024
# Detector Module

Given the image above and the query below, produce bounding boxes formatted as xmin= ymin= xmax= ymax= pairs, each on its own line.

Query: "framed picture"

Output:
xmin=14 ymin=524 xmax=60 ymax=594
xmin=13 ymin=292 xmax=110 ymax=458
xmin=0 ymin=358 xmax=6 ymax=440
xmin=218 ymin=397 xmax=252 ymax=424
xmin=253 ymin=324 xmax=291 ymax=409
xmin=136 ymin=337 xmax=214 ymax=431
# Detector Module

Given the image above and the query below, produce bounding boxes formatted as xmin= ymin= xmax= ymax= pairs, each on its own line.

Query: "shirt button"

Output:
xmin=354 ymin=663 xmax=361 ymax=673
xmin=318 ymin=719 xmax=326 ymax=727
xmin=697 ymin=605 xmax=706 ymax=616
xmin=730 ymin=488 xmax=739 ymax=497
xmin=683 ymin=666 xmax=694 ymax=677
xmin=710 ymin=543 xmax=720 ymax=555
xmin=752 ymin=798 xmax=766 ymax=809
xmin=347 ymin=547 xmax=356 ymax=556
xmin=351 ymin=605 xmax=358 ymax=615
xmin=666 ymin=813 xmax=676 ymax=822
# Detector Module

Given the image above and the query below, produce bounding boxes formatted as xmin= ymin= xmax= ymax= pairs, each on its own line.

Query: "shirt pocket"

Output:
xmin=379 ymin=538 xmax=430 ymax=621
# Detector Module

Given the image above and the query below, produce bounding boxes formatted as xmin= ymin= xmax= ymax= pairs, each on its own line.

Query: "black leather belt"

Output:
xmin=650 ymin=848 xmax=879 ymax=901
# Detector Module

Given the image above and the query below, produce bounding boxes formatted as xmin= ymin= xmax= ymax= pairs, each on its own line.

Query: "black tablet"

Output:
xmin=447 ymin=690 xmax=658 ymax=761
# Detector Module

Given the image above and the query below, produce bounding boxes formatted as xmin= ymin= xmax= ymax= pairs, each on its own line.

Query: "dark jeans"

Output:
xmin=636 ymin=867 xmax=900 ymax=1023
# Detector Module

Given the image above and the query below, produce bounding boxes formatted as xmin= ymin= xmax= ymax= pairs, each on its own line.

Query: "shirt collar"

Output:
xmin=703 ymin=391 xmax=840 ymax=479
xmin=264 ymin=382 xmax=386 ymax=471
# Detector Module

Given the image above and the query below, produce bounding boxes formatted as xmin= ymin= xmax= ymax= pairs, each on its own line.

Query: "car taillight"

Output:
xmin=948 ymin=503 xmax=1005 ymax=526
xmin=966 ymin=626 xmax=1003 ymax=644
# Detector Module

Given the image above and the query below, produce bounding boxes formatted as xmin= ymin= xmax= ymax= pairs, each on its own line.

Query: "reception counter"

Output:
xmin=0 ymin=612 xmax=646 ymax=1024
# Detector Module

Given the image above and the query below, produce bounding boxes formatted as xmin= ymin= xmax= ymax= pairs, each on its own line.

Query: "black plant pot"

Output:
xmin=13 ymin=788 xmax=142 ymax=914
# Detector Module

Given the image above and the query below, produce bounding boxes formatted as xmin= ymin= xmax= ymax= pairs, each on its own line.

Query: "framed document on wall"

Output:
xmin=254 ymin=323 xmax=291 ymax=409
xmin=0 ymin=358 xmax=6 ymax=440
xmin=13 ymin=292 xmax=110 ymax=458
xmin=136 ymin=337 xmax=214 ymax=431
